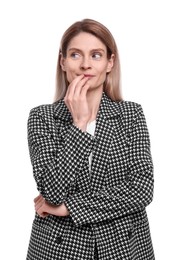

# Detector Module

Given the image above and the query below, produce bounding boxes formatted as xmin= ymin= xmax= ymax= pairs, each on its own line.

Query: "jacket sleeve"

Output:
xmin=27 ymin=106 xmax=94 ymax=205
xmin=64 ymin=104 xmax=154 ymax=226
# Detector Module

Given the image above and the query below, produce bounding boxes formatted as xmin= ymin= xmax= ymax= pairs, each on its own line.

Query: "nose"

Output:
xmin=80 ymin=57 xmax=91 ymax=70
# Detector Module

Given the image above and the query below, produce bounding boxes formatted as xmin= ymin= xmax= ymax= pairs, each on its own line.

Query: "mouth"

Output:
xmin=83 ymin=74 xmax=95 ymax=78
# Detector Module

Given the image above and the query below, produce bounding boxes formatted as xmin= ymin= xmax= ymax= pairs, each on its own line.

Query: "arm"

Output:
xmin=28 ymin=75 xmax=93 ymax=206
xmin=28 ymin=107 xmax=94 ymax=205
xmin=64 ymin=104 xmax=154 ymax=226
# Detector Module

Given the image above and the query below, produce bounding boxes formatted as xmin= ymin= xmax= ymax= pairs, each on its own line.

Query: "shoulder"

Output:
xmin=117 ymin=100 xmax=146 ymax=128
xmin=118 ymin=100 xmax=144 ymax=117
xmin=119 ymin=100 xmax=141 ymax=110
xmin=29 ymin=102 xmax=56 ymax=118
xmin=28 ymin=99 xmax=72 ymax=126
xmin=28 ymin=103 xmax=57 ymax=130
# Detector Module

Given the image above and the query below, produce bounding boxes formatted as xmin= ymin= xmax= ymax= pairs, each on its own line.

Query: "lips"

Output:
xmin=83 ymin=74 xmax=95 ymax=77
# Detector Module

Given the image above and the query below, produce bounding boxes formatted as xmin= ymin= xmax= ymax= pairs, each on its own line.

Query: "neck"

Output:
xmin=86 ymin=87 xmax=103 ymax=122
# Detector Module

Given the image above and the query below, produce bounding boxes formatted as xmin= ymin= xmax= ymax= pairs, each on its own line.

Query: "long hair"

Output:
xmin=54 ymin=19 xmax=123 ymax=102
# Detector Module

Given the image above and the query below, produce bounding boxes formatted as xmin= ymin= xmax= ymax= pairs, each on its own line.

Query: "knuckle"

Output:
xmin=66 ymin=97 xmax=72 ymax=103
xmin=72 ymin=96 xmax=78 ymax=102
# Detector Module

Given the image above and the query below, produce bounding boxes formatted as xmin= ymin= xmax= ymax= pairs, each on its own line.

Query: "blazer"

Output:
xmin=26 ymin=92 xmax=155 ymax=260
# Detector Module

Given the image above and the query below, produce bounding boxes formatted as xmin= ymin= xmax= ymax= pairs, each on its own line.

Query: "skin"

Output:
xmin=34 ymin=32 xmax=114 ymax=218
xmin=34 ymin=194 xmax=69 ymax=218
xmin=62 ymin=32 xmax=114 ymax=130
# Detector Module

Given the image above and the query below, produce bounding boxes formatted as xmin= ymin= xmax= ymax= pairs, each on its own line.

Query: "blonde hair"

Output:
xmin=54 ymin=18 xmax=123 ymax=102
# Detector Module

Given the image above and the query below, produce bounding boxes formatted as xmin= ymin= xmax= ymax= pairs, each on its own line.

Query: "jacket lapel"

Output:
xmin=90 ymin=93 xmax=121 ymax=191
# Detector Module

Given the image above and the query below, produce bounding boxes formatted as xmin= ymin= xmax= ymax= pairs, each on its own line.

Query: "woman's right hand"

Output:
xmin=64 ymin=75 xmax=91 ymax=131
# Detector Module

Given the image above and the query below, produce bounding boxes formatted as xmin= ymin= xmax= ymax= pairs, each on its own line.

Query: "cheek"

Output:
xmin=97 ymin=66 xmax=109 ymax=79
xmin=65 ymin=72 xmax=73 ymax=83
xmin=64 ymin=65 xmax=77 ymax=83
xmin=97 ymin=62 xmax=109 ymax=74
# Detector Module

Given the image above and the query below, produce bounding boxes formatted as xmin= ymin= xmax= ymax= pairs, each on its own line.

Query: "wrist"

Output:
xmin=74 ymin=121 xmax=87 ymax=132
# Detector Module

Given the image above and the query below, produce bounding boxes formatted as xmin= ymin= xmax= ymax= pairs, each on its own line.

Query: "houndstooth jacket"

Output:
xmin=26 ymin=92 xmax=155 ymax=260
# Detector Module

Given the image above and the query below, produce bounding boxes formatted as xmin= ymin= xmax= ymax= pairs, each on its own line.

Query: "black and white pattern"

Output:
xmin=26 ymin=92 xmax=155 ymax=260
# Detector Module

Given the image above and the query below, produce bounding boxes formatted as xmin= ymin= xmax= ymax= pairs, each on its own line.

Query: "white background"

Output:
xmin=0 ymin=0 xmax=180 ymax=259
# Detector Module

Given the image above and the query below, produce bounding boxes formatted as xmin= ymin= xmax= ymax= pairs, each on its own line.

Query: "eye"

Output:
xmin=92 ymin=52 xmax=102 ymax=60
xmin=70 ymin=52 xmax=81 ymax=59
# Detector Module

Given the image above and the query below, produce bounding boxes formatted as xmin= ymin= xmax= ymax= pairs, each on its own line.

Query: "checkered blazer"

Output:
xmin=26 ymin=92 xmax=155 ymax=260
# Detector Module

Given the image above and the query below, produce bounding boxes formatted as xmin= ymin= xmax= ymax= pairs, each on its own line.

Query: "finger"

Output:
xmin=65 ymin=75 xmax=84 ymax=98
xmin=34 ymin=194 xmax=42 ymax=203
xmin=36 ymin=201 xmax=49 ymax=218
xmin=79 ymin=80 xmax=90 ymax=97
xmin=35 ymin=197 xmax=45 ymax=211
xmin=34 ymin=196 xmax=44 ymax=207
xmin=39 ymin=212 xmax=49 ymax=218
xmin=36 ymin=206 xmax=46 ymax=218
xmin=73 ymin=77 xmax=90 ymax=97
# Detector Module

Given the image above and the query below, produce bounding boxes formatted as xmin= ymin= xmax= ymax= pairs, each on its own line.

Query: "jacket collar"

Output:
xmin=54 ymin=92 xmax=121 ymax=121
xmin=54 ymin=98 xmax=72 ymax=121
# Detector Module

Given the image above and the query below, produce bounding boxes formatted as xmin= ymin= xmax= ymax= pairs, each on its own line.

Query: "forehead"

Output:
xmin=67 ymin=32 xmax=107 ymax=52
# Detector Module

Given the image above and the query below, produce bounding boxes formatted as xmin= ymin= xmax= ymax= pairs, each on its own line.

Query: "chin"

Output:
xmin=88 ymin=85 xmax=103 ymax=92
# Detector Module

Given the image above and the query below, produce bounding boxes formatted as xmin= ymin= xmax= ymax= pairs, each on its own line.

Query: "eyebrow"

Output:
xmin=68 ymin=48 xmax=105 ymax=53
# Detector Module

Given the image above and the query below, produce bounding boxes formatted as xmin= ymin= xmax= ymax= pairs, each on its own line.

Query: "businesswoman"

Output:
xmin=26 ymin=18 xmax=155 ymax=259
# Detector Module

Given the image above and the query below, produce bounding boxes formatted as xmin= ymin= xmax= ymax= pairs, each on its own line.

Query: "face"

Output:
xmin=60 ymin=32 xmax=114 ymax=91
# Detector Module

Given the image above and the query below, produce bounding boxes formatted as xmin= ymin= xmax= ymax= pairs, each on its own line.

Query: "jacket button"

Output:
xmin=125 ymin=175 xmax=130 ymax=182
xmin=55 ymin=236 xmax=62 ymax=244
xmin=128 ymin=230 xmax=132 ymax=239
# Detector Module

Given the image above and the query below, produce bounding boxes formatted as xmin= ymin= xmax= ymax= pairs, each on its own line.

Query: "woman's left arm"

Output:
xmin=64 ymin=104 xmax=154 ymax=226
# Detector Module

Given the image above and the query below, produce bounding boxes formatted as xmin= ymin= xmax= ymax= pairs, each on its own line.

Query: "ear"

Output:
xmin=60 ymin=56 xmax=66 ymax=71
xmin=106 ymin=54 xmax=114 ymax=73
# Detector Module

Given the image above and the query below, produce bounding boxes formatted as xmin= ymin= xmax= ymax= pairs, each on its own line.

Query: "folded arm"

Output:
xmin=64 ymin=104 xmax=154 ymax=226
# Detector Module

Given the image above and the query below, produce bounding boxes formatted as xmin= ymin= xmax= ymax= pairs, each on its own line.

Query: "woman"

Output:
xmin=26 ymin=19 xmax=155 ymax=260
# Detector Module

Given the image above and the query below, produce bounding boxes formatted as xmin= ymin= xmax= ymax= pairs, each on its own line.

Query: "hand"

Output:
xmin=34 ymin=194 xmax=70 ymax=218
xmin=64 ymin=75 xmax=91 ymax=131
